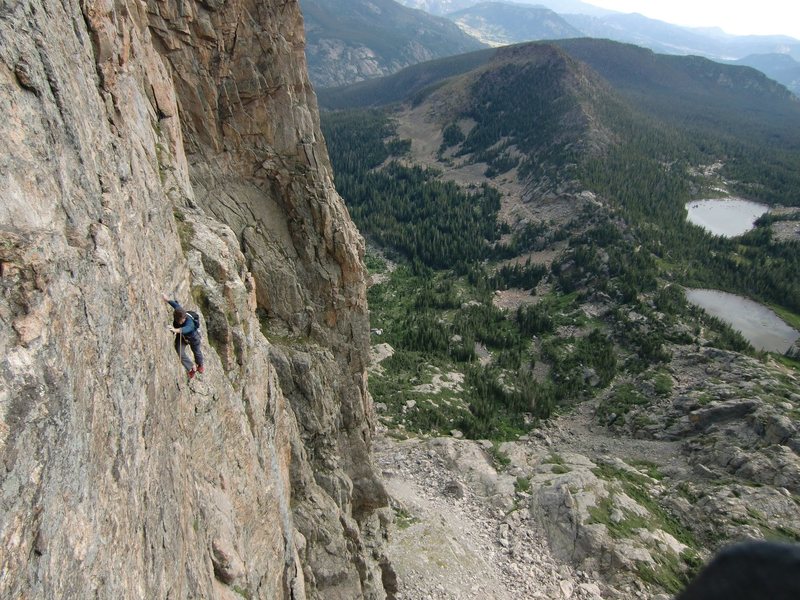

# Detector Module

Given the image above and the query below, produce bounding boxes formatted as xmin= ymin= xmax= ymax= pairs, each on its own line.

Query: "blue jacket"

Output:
xmin=168 ymin=300 xmax=199 ymax=337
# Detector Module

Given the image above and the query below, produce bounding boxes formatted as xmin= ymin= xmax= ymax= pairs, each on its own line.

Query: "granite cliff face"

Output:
xmin=0 ymin=0 xmax=391 ymax=598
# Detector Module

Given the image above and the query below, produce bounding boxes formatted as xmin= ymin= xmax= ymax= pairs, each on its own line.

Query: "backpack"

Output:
xmin=187 ymin=310 xmax=201 ymax=334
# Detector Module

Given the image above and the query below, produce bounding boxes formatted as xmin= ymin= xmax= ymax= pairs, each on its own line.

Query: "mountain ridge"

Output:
xmin=447 ymin=2 xmax=582 ymax=46
xmin=319 ymin=38 xmax=800 ymax=141
xmin=417 ymin=42 xmax=620 ymax=189
xmin=727 ymin=53 xmax=800 ymax=96
xmin=562 ymin=11 xmax=800 ymax=60
xmin=301 ymin=0 xmax=800 ymax=95
xmin=398 ymin=0 xmax=615 ymax=17
xmin=301 ymin=0 xmax=485 ymax=87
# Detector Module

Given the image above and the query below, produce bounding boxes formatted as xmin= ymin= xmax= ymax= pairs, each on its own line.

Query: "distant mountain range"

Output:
xmin=561 ymin=11 xmax=800 ymax=62
xmin=319 ymin=39 xmax=797 ymax=124
xmin=447 ymin=2 xmax=581 ymax=46
xmin=302 ymin=0 xmax=800 ymax=95
xmin=394 ymin=0 xmax=800 ymax=95
xmin=300 ymin=0 xmax=485 ymax=87
xmin=397 ymin=0 xmax=613 ymax=17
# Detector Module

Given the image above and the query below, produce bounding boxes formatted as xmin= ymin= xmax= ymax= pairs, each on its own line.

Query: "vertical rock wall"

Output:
xmin=0 ymin=0 xmax=389 ymax=597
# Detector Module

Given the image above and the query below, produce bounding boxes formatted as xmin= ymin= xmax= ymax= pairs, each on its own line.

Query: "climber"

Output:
xmin=162 ymin=293 xmax=204 ymax=380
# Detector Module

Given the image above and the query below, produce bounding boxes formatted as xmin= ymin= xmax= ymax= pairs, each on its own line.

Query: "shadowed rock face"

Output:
xmin=0 ymin=0 xmax=389 ymax=598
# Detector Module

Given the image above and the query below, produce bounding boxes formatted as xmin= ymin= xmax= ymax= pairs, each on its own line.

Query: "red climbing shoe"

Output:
xmin=197 ymin=365 xmax=205 ymax=374
xmin=187 ymin=367 xmax=196 ymax=380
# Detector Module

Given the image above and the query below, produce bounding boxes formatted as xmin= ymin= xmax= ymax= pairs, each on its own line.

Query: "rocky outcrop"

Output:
xmin=610 ymin=347 xmax=800 ymax=495
xmin=0 ymin=0 xmax=388 ymax=598
xmin=375 ymin=436 xmax=612 ymax=599
xmin=528 ymin=455 xmax=695 ymax=589
xmin=375 ymin=435 xmax=698 ymax=598
xmin=786 ymin=338 xmax=800 ymax=359
xmin=300 ymin=0 xmax=485 ymax=88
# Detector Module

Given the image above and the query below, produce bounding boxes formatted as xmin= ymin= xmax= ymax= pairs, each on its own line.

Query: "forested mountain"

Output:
xmin=299 ymin=0 xmax=800 ymax=96
xmin=300 ymin=0 xmax=485 ymax=87
xmin=550 ymin=39 xmax=800 ymax=146
xmin=427 ymin=3 xmax=800 ymax=94
xmin=320 ymin=38 xmax=800 ymax=154
xmin=447 ymin=2 xmax=581 ymax=46
xmin=409 ymin=43 xmax=620 ymax=186
xmin=320 ymin=38 xmax=800 ymax=305
xmin=728 ymin=53 xmax=800 ymax=96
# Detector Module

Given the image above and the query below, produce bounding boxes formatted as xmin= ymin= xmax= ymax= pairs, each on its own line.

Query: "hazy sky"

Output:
xmin=587 ymin=0 xmax=800 ymax=40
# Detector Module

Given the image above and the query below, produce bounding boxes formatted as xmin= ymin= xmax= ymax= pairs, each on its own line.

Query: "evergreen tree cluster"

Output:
xmin=323 ymin=111 xmax=504 ymax=269
xmin=438 ymin=122 xmax=465 ymax=155
xmin=456 ymin=59 xmax=583 ymax=181
xmin=489 ymin=262 xmax=548 ymax=291
xmin=495 ymin=221 xmax=568 ymax=258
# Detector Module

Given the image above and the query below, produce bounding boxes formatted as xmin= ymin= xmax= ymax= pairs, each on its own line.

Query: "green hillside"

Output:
xmin=550 ymin=39 xmax=800 ymax=145
xmin=320 ymin=39 xmax=800 ymax=442
xmin=729 ymin=53 xmax=800 ymax=96
xmin=320 ymin=39 xmax=800 ymax=205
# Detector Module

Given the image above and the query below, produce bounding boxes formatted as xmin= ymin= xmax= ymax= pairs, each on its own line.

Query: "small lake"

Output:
xmin=685 ymin=288 xmax=800 ymax=353
xmin=685 ymin=198 xmax=770 ymax=237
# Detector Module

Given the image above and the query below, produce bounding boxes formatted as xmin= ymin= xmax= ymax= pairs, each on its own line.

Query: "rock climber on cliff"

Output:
xmin=162 ymin=294 xmax=204 ymax=380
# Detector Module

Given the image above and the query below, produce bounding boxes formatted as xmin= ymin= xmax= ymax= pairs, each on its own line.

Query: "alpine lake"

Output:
xmin=684 ymin=198 xmax=799 ymax=353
